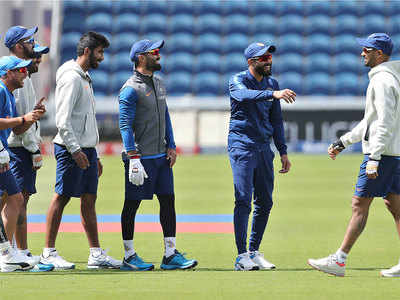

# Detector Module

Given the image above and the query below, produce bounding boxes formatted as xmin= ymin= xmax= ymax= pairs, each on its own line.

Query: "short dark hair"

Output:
xmin=76 ymin=31 xmax=109 ymax=56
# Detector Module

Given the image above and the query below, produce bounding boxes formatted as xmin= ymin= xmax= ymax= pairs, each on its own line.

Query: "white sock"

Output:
xmin=90 ymin=247 xmax=102 ymax=257
xmin=0 ymin=241 xmax=11 ymax=256
xmin=164 ymin=237 xmax=176 ymax=258
xmin=123 ymin=240 xmax=135 ymax=259
xmin=335 ymin=249 xmax=348 ymax=264
xmin=43 ymin=247 xmax=56 ymax=256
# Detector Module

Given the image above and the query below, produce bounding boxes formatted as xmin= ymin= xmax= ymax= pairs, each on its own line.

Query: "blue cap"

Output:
xmin=129 ymin=39 xmax=164 ymax=62
xmin=356 ymin=33 xmax=393 ymax=56
xmin=244 ymin=42 xmax=276 ymax=59
xmin=4 ymin=26 xmax=38 ymax=49
xmin=34 ymin=43 xmax=49 ymax=54
xmin=0 ymin=56 xmax=32 ymax=76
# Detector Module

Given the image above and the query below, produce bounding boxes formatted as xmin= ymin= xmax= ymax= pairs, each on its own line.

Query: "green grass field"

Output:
xmin=3 ymin=154 xmax=400 ymax=300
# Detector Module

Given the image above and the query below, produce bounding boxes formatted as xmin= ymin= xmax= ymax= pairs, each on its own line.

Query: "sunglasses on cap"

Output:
xmin=252 ymin=54 xmax=272 ymax=62
xmin=20 ymin=37 xmax=35 ymax=45
xmin=13 ymin=67 xmax=28 ymax=74
xmin=363 ymin=47 xmax=377 ymax=53
xmin=142 ymin=48 xmax=160 ymax=56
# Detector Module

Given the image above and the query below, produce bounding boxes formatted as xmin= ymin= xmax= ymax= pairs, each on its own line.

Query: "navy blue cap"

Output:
xmin=244 ymin=42 xmax=276 ymax=59
xmin=0 ymin=56 xmax=32 ymax=76
xmin=129 ymin=39 xmax=164 ymax=62
xmin=34 ymin=43 xmax=49 ymax=54
xmin=356 ymin=33 xmax=393 ymax=56
xmin=4 ymin=26 xmax=38 ymax=49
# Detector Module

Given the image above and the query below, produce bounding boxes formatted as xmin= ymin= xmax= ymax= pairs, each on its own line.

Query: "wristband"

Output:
xmin=128 ymin=153 xmax=141 ymax=159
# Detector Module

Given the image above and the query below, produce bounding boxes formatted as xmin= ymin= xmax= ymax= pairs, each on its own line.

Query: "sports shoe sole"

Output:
xmin=160 ymin=260 xmax=198 ymax=270
xmin=307 ymin=260 xmax=344 ymax=277
xmin=380 ymin=271 xmax=400 ymax=277
xmin=120 ymin=264 xmax=155 ymax=271
xmin=53 ymin=265 xmax=76 ymax=271
xmin=87 ymin=264 xmax=121 ymax=269
xmin=234 ymin=263 xmax=259 ymax=271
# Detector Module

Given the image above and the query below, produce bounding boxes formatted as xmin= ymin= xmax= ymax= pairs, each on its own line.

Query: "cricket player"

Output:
xmin=0 ymin=55 xmax=44 ymax=272
xmin=308 ymin=33 xmax=400 ymax=277
xmin=40 ymin=32 xmax=121 ymax=270
xmin=118 ymin=39 xmax=197 ymax=271
xmin=228 ymin=42 xmax=295 ymax=271
xmin=4 ymin=26 xmax=51 ymax=271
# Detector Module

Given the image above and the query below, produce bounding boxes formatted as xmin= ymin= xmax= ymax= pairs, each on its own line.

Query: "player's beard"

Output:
xmin=255 ymin=63 xmax=272 ymax=77
xmin=146 ymin=57 xmax=161 ymax=72
xmin=89 ymin=52 xmax=100 ymax=69
xmin=21 ymin=44 xmax=35 ymax=59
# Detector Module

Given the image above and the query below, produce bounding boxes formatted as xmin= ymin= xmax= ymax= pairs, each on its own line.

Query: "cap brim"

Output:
xmin=149 ymin=40 xmax=164 ymax=50
xmin=34 ymin=44 xmax=49 ymax=54
xmin=21 ymin=26 xmax=38 ymax=40
xmin=14 ymin=59 xmax=32 ymax=69
xmin=356 ymin=38 xmax=375 ymax=49
xmin=254 ymin=45 xmax=276 ymax=57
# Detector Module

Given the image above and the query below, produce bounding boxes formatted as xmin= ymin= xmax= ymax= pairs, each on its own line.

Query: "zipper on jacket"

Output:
xmin=150 ymin=78 xmax=162 ymax=154
xmin=364 ymin=124 xmax=370 ymax=141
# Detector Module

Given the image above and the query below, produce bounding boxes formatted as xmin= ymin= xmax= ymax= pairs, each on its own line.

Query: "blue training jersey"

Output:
xmin=228 ymin=70 xmax=287 ymax=155
xmin=0 ymin=81 xmax=18 ymax=149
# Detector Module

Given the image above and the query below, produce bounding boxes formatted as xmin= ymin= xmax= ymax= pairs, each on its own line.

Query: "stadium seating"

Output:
xmin=221 ymin=53 xmax=246 ymax=74
xmin=85 ymin=13 xmax=113 ymax=33
xmin=61 ymin=0 xmax=392 ymax=97
xmin=163 ymin=52 xmax=193 ymax=73
xmin=165 ymin=33 xmax=195 ymax=54
xmin=193 ymin=72 xmax=221 ymax=96
xmin=195 ymin=14 xmax=223 ymax=34
xmin=194 ymin=52 xmax=221 ymax=73
xmin=223 ymin=14 xmax=250 ymax=35
xmin=112 ymin=14 xmax=140 ymax=34
xmin=251 ymin=15 xmax=278 ymax=36
xmin=223 ymin=33 xmax=249 ymax=54
xmin=166 ymin=72 xmax=192 ymax=95
xmin=87 ymin=0 xmax=113 ymax=14
xmin=279 ymin=72 xmax=303 ymax=94
xmin=334 ymin=73 xmax=360 ymax=95
xmin=112 ymin=33 xmax=138 ymax=54
xmin=305 ymin=15 xmax=332 ymax=35
xmin=168 ymin=14 xmax=195 ymax=34
xmin=274 ymin=53 xmax=303 ymax=74
xmin=195 ymin=33 xmax=222 ymax=54
xmin=140 ymin=14 xmax=168 ymax=34
xmin=304 ymin=53 xmax=332 ymax=74
xmin=90 ymin=70 xmax=110 ymax=95
xmin=111 ymin=71 xmax=132 ymax=94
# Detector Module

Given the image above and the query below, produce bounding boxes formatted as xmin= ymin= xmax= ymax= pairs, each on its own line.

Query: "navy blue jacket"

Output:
xmin=228 ymin=70 xmax=287 ymax=156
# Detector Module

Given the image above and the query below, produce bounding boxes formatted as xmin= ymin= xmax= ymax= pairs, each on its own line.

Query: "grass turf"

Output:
xmin=3 ymin=154 xmax=400 ymax=299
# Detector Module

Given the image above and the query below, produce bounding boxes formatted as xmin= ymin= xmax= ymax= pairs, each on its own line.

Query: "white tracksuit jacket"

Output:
xmin=53 ymin=60 xmax=99 ymax=154
xmin=7 ymin=76 xmax=41 ymax=153
xmin=340 ymin=60 xmax=400 ymax=160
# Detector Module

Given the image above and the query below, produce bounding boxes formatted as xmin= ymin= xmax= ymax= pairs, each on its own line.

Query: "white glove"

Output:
xmin=32 ymin=153 xmax=43 ymax=170
xmin=0 ymin=147 xmax=10 ymax=164
xmin=366 ymin=160 xmax=379 ymax=177
xmin=129 ymin=157 xmax=148 ymax=186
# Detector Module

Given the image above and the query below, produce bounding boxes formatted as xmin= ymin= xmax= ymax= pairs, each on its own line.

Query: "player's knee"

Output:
xmin=351 ymin=196 xmax=370 ymax=214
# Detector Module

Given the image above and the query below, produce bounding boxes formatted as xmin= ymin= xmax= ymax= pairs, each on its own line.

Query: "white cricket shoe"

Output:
xmin=87 ymin=249 xmax=122 ymax=269
xmin=234 ymin=252 xmax=259 ymax=271
xmin=308 ymin=254 xmax=345 ymax=277
xmin=1 ymin=248 xmax=34 ymax=272
xmin=40 ymin=250 xmax=75 ymax=270
xmin=250 ymin=251 xmax=276 ymax=270
xmin=20 ymin=251 xmax=41 ymax=266
xmin=381 ymin=260 xmax=400 ymax=277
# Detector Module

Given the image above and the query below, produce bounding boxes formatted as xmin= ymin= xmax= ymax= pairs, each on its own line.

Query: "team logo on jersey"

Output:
xmin=145 ymin=91 xmax=152 ymax=96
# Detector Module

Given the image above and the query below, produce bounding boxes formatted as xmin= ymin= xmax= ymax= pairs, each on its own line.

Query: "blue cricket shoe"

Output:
xmin=29 ymin=263 xmax=55 ymax=272
xmin=160 ymin=250 xmax=198 ymax=270
xmin=120 ymin=253 xmax=154 ymax=271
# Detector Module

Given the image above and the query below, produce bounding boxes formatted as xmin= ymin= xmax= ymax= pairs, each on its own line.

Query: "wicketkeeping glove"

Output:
xmin=366 ymin=159 xmax=379 ymax=176
xmin=128 ymin=155 xmax=148 ymax=186
xmin=0 ymin=146 xmax=10 ymax=165
xmin=32 ymin=151 xmax=43 ymax=169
